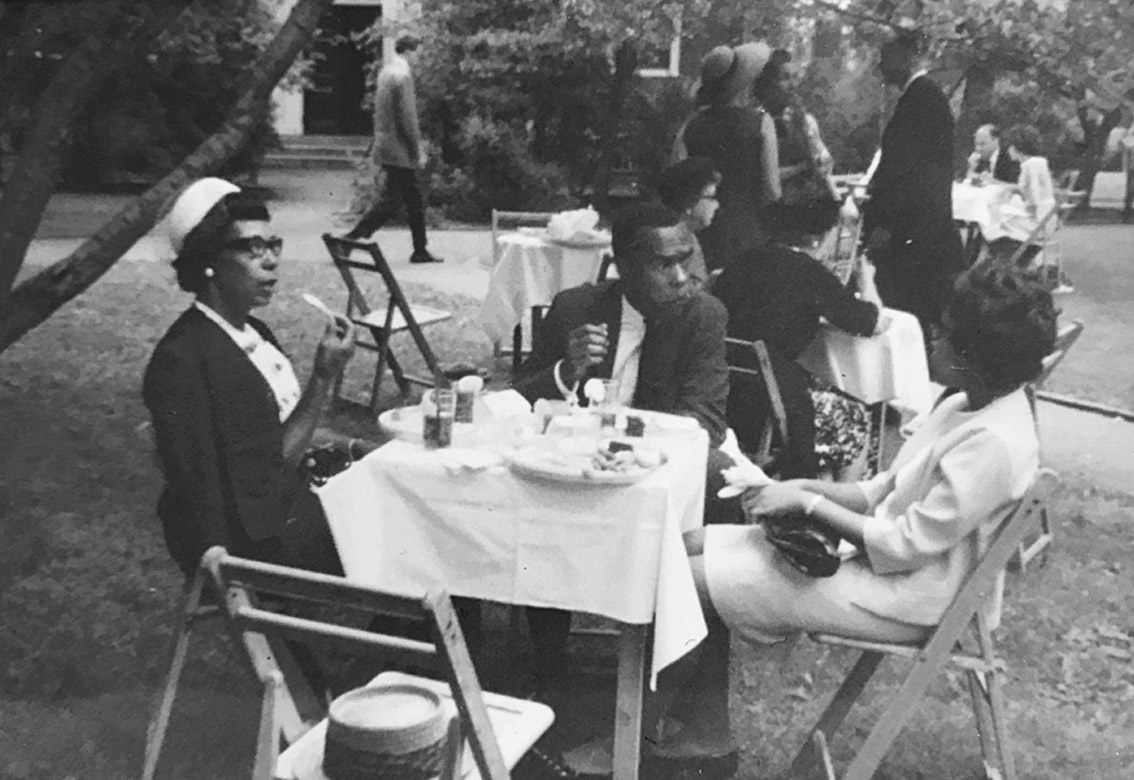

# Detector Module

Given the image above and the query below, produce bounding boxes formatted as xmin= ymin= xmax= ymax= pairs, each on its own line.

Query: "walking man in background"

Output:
xmin=347 ymin=34 xmax=442 ymax=263
xmin=862 ymin=28 xmax=962 ymax=334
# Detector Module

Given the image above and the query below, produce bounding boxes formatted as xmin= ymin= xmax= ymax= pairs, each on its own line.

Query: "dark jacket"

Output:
xmin=863 ymin=74 xmax=962 ymax=326
xmin=991 ymin=149 xmax=1021 ymax=184
xmin=143 ymin=308 xmax=304 ymax=574
xmin=679 ymin=105 xmax=774 ymax=273
xmin=715 ymin=243 xmax=878 ymax=476
xmin=512 ymin=280 xmax=730 ymax=448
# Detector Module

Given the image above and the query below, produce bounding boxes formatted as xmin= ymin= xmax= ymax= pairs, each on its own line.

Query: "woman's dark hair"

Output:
xmin=763 ymin=200 xmax=840 ymax=243
xmin=1002 ymin=124 xmax=1043 ymax=157
xmin=656 ymin=157 xmax=721 ymax=213
xmin=173 ymin=192 xmax=270 ymax=294
xmin=944 ymin=263 xmax=1057 ymax=394
xmin=751 ymin=48 xmax=791 ymax=112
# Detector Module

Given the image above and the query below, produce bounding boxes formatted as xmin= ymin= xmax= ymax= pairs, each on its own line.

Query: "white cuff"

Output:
xmin=553 ymin=360 xmax=580 ymax=402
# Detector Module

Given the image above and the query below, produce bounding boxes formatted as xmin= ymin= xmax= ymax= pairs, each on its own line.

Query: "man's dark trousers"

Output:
xmin=351 ymin=165 xmax=427 ymax=252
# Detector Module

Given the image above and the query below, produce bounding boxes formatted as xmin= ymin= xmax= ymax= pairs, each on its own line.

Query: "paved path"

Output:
xmin=26 ymin=169 xmax=1134 ymax=495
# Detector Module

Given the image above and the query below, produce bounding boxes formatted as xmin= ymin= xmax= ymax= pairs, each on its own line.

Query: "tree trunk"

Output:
xmin=0 ymin=0 xmax=336 ymax=353
xmin=590 ymin=41 xmax=638 ymax=217
xmin=1072 ymin=105 xmax=1124 ymax=207
xmin=955 ymin=61 xmax=995 ymax=170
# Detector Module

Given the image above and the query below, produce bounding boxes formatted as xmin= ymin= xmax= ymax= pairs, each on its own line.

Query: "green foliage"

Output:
xmin=58 ymin=0 xmax=280 ymax=188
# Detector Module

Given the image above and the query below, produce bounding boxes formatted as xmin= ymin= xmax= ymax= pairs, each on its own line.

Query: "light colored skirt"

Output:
xmin=703 ymin=525 xmax=929 ymax=645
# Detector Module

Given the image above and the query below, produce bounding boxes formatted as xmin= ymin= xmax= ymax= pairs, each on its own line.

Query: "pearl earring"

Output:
xmin=204 ymin=267 xmax=215 ymax=278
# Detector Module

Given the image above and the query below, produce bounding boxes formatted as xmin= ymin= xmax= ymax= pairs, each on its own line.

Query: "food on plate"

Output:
xmin=588 ymin=441 xmax=665 ymax=474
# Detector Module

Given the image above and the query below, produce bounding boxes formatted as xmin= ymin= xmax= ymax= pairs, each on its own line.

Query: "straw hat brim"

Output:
xmin=284 ymin=700 xmax=460 ymax=780
xmin=702 ymin=41 xmax=771 ymax=105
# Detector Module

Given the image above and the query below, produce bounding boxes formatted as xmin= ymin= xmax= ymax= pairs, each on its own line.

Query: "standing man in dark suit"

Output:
xmin=966 ymin=123 xmax=1021 ymax=185
xmin=512 ymin=201 xmax=736 ymax=693
xmin=863 ymin=29 xmax=962 ymax=333
xmin=347 ymin=34 xmax=442 ymax=264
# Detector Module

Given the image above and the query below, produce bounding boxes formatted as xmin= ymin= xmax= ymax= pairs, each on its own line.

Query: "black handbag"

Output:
xmin=298 ymin=444 xmax=355 ymax=488
xmin=763 ymin=514 xmax=842 ymax=578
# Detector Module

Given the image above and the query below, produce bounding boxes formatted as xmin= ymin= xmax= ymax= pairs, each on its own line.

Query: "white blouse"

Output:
xmin=195 ymin=302 xmax=302 ymax=421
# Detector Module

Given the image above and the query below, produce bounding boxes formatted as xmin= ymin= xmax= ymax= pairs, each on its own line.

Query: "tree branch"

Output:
xmin=0 ymin=0 xmax=193 ymax=303
xmin=811 ymin=0 xmax=898 ymax=30
xmin=0 ymin=0 xmax=337 ymax=353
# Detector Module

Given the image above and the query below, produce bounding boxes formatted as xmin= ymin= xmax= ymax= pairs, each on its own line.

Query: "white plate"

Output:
xmin=504 ymin=442 xmax=665 ymax=487
xmin=378 ymin=399 xmax=494 ymax=443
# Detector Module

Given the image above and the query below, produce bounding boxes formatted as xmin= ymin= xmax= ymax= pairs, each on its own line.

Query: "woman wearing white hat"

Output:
xmin=143 ymin=178 xmax=357 ymax=577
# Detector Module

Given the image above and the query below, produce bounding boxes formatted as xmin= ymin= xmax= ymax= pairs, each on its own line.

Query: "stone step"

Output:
xmin=265 ymin=135 xmax=369 ymax=169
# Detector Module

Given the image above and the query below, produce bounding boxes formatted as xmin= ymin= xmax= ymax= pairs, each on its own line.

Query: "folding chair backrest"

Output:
xmin=490 ymin=210 xmax=554 ymax=265
xmin=725 ymin=337 xmax=790 ymax=469
xmin=323 ymin=234 xmax=450 ymax=411
xmin=201 ymin=546 xmax=510 ymax=780
xmin=909 ymin=469 xmax=1055 ymax=653
xmin=1006 ymin=200 xmax=1062 ymax=266
xmin=324 ymin=235 xmax=441 ymax=370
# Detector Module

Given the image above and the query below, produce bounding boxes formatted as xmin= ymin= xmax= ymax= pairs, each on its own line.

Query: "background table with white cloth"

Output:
xmin=477 ymin=231 xmax=611 ymax=346
xmin=317 ymin=424 xmax=709 ymax=780
xmin=796 ymin=308 xmax=932 ymax=473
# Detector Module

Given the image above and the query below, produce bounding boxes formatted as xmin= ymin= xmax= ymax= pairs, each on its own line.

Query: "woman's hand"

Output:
xmin=313 ymin=316 xmax=355 ymax=380
xmin=741 ymin=481 xmax=810 ymax=523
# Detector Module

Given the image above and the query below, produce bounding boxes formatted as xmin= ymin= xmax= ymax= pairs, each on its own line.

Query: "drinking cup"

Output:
xmin=422 ymin=389 xmax=455 ymax=448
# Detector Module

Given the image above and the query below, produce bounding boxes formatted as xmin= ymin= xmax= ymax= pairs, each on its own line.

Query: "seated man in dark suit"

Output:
xmin=512 ymin=200 xmax=736 ymax=691
xmin=966 ymin=123 xmax=1021 ymax=185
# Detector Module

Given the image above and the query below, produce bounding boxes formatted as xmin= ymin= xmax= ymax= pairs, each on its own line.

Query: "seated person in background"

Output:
xmin=642 ymin=263 xmax=1056 ymax=778
xmin=512 ymin=201 xmax=735 ymax=690
xmin=966 ymin=123 xmax=1021 ymax=185
xmin=655 ymin=156 xmax=720 ymax=285
xmin=144 ymin=178 xmax=361 ymax=579
xmin=988 ymin=124 xmax=1058 ymax=267
xmin=713 ymin=200 xmax=884 ymax=479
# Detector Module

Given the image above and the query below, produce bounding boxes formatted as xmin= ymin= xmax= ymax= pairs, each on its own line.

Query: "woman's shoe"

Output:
xmin=641 ymin=748 xmax=740 ymax=780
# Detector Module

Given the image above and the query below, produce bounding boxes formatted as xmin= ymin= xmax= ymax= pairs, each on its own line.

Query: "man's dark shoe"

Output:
xmin=410 ymin=250 xmax=444 ymax=263
xmin=344 ymin=226 xmax=370 ymax=241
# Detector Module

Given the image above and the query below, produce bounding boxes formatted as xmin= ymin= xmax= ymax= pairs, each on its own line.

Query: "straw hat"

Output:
xmin=697 ymin=41 xmax=772 ymax=106
xmin=166 ymin=177 xmax=241 ymax=254
xmin=290 ymin=683 xmax=452 ymax=780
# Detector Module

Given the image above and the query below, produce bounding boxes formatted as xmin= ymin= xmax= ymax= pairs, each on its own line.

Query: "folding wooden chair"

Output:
xmin=1013 ymin=320 xmax=1084 ymax=570
xmin=187 ymin=547 xmax=552 ymax=780
xmin=725 ymin=337 xmax=790 ymax=472
xmin=788 ymin=469 xmax=1057 ymax=780
xmin=323 ymin=234 xmax=452 ymax=416
xmin=141 ymin=572 xmax=324 ymax=780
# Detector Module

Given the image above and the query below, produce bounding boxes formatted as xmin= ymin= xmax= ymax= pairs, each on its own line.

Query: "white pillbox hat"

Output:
xmin=166 ymin=177 xmax=241 ymax=254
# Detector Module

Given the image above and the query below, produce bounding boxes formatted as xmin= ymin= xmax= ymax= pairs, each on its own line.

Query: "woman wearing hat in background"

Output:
xmin=673 ymin=42 xmax=781 ymax=274
xmin=143 ymin=177 xmax=358 ymax=579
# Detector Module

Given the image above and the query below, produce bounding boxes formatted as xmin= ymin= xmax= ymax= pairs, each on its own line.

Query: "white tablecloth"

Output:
xmin=477 ymin=232 xmax=611 ymax=344
xmin=953 ymin=181 xmax=1013 ymax=242
xmin=317 ymin=426 xmax=709 ymax=686
xmin=796 ymin=307 xmax=932 ymax=416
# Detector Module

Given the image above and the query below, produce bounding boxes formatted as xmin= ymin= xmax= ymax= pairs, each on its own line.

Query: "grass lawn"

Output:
xmin=3 ymin=216 xmax=1134 ymax=777
xmin=2 ymin=251 xmax=1134 ymax=779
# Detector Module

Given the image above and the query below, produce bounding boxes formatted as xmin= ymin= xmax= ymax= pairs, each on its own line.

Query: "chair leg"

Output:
xmin=789 ymin=650 xmax=884 ymax=778
xmin=839 ymin=647 xmax=954 ymax=780
xmin=971 ymin=619 xmax=1016 ymax=780
xmin=966 ymin=670 xmax=1002 ymax=779
xmin=512 ymin=323 xmax=524 ymax=371
xmin=252 ymin=670 xmax=284 ymax=780
xmin=142 ymin=572 xmax=210 ymax=780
